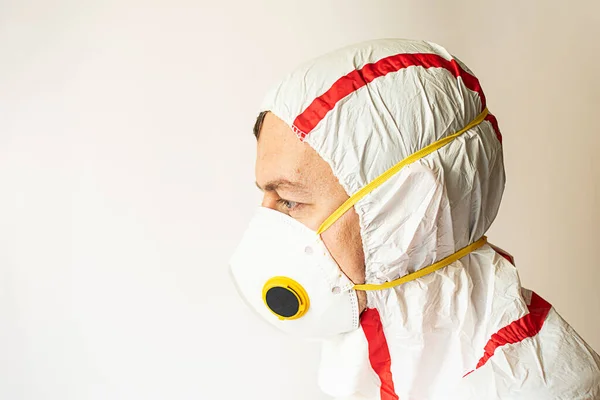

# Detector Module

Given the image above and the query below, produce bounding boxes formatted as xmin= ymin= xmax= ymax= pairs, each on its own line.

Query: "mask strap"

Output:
xmin=316 ymin=108 xmax=490 ymax=236
xmin=353 ymin=236 xmax=488 ymax=291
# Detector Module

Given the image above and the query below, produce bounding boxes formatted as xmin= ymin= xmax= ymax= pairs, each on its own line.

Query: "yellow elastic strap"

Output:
xmin=354 ymin=236 xmax=488 ymax=291
xmin=316 ymin=108 xmax=489 ymax=235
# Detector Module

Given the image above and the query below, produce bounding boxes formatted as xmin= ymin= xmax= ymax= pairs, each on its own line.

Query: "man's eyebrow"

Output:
xmin=255 ymin=179 xmax=308 ymax=192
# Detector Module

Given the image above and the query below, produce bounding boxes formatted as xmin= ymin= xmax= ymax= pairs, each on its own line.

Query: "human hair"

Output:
xmin=253 ymin=111 xmax=268 ymax=139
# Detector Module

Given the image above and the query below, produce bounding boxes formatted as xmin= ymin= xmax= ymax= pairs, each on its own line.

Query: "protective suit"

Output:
xmin=234 ymin=39 xmax=600 ymax=399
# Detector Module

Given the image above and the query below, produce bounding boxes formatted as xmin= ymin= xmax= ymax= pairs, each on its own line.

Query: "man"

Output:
xmin=230 ymin=39 xmax=600 ymax=399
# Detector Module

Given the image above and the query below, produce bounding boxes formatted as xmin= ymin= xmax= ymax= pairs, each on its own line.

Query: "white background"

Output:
xmin=1 ymin=1 xmax=598 ymax=399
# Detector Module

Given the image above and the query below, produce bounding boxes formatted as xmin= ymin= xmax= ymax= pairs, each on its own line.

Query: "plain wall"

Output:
xmin=1 ymin=1 xmax=598 ymax=399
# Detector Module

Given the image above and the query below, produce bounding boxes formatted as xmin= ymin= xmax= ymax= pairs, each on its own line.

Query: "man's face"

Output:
xmin=255 ymin=112 xmax=367 ymax=312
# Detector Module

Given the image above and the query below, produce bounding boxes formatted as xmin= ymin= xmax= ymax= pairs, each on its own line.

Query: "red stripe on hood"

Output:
xmin=292 ymin=52 xmax=493 ymax=140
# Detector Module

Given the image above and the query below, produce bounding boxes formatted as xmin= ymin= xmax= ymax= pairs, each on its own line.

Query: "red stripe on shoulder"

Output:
xmin=489 ymin=243 xmax=515 ymax=265
xmin=361 ymin=308 xmax=400 ymax=400
xmin=485 ymin=113 xmax=502 ymax=143
xmin=464 ymin=292 xmax=552 ymax=376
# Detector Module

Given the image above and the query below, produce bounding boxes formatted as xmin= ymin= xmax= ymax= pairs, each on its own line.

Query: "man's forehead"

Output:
xmin=254 ymin=112 xmax=342 ymax=199
xmin=255 ymin=139 xmax=310 ymax=186
xmin=255 ymin=114 xmax=317 ymax=183
xmin=256 ymin=114 xmax=305 ymax=156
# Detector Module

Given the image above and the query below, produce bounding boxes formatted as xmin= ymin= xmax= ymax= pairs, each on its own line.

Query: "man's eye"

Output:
xmin=277 ymin=199 xmax=300 ymax=210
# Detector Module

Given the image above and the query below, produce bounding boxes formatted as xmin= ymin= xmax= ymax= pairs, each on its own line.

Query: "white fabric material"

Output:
xmin=230 ymin=207 xmax=359 ymax=339
xmin=260 ymin=39 xmax=600 ymax=399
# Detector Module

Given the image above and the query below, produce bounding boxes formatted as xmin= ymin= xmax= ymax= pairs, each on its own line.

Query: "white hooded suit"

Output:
xmin=256 ymin=39 xmax=600 ymax=400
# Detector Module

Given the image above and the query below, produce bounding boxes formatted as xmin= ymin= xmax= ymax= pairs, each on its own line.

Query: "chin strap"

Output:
xmin=354 ymin=236 xmax=488 ymax=291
